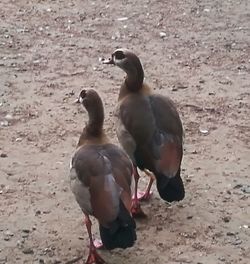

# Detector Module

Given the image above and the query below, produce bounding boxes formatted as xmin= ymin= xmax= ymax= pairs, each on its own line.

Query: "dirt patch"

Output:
xmin=0 ymin=0 xmax=249 ymax=263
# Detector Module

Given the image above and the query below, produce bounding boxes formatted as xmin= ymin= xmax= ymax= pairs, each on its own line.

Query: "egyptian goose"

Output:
xmin=103 ymin=49 xmax=185 ymax=217
xmin=70 ymin=89 xmax=136 ymax=264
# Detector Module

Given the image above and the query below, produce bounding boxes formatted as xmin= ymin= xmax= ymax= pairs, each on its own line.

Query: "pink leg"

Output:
xmin=131 ymin=166 xmax=147 ymax=218
xmin=84 ymin=215 xmax=105 ymax=264
xmin=93 ymin=239 xmax=103 ymax=249
xmin=137 ymin=178 xmax=154 ymax=201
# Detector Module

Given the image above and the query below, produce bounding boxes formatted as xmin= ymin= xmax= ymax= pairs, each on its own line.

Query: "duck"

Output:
xmin=69 ymin=89 xmax=136 ymax=264
xmin=103 ymin=49 xmax=185 ymax=217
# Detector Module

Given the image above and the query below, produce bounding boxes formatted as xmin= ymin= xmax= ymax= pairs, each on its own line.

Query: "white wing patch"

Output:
xmin=70 ymin=146 xmax=84 ymax=169
xmin=69 ymin=168 xmax=92 ymax=214
xmin=69 ymin=158 xmax=73 ymax=169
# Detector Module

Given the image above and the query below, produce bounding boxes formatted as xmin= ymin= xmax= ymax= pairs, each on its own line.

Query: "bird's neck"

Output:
xmin=77 ymin=105 xmax=105 ymax=147
xmin=118 ymin=65 xmax=144 ymax=99
xmin=87 ymin=117 xmax=103 ymax=136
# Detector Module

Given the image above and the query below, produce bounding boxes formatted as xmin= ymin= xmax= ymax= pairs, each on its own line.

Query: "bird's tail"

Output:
xmin=155 ymin=168 xmax=185 ymax=202
xmin=99 ymin=200 xmax=136 ymax=250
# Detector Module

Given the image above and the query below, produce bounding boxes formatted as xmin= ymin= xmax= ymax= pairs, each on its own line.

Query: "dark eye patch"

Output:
xmin=115 ymin=50 xmax=125 ymax=60
xmin=79 ymin=89 xmax=87 ymax=98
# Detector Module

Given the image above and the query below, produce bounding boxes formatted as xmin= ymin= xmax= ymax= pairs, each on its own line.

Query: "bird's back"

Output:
xmin=70 ymin=143 xmax=132 ymax=225
xmin=116 ymin=89 xmax=183 ymax=174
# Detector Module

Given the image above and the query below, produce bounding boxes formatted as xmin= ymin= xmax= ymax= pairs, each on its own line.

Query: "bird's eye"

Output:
xmin=79 ymin=89 xmax=87 ymax=99
xmin=115 ymin=50 xmax=125 ymax=60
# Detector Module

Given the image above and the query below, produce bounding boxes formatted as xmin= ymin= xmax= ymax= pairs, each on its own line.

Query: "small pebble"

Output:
xmin=241 ymin=186 xmax=250 ymax=194
xmin=226 ymin=232 xmax=235 ymax=236
xmin=22 ymin=248 xmax=34 ymax=254
xmin=4 ymin=230 xmax=14 ymax=236
xmin=231 ymin=239 xmax=242 ymax=246
xmin=0 ymin=120 xmax=9 ymax=127
xmin=199 ymin=128 xmax=209 ymax=135
xmin=22 ymin=233 xmax=29 ymax=238
xmin=159 ymin=32 xmax=167 ymax=38
xmin=35 ymin=210 xmax=41 ymax=216
xmin=17 ymin=240 xmax=24 ymax=248
xmin=42 ymin=210 xmax=51 ymax=214
xmin=156 ymin=226 xmax=163 ymax=231
xmin=222 ymin=216 xmax=231 ymax=223
xmin=5 ymin=114 xmax=13 ymax=120
xmin=117 ymin=17 xmax=128 ymax=21
xmin=233 ymin=184 xmax=243 ymax=189
xmin=0 ymin=153 xmax=7 ymax=158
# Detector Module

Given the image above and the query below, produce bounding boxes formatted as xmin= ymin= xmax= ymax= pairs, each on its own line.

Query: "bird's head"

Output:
xmin=102 ymin=48 xmax=143 ymax=78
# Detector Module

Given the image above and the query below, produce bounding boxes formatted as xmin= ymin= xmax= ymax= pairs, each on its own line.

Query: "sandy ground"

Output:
xmin=0 ymin=0 xmax=250 ymax=263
